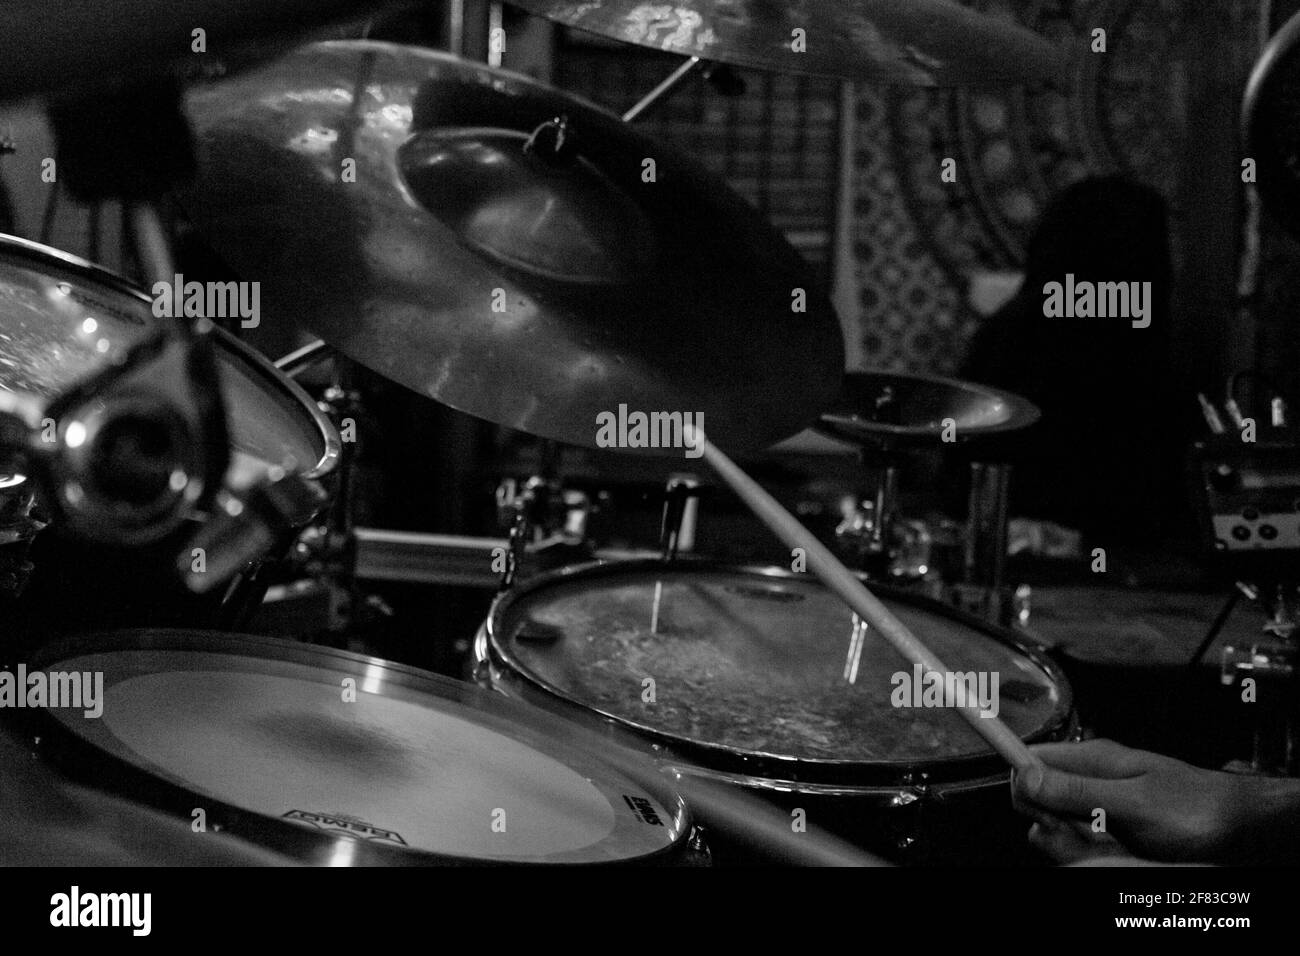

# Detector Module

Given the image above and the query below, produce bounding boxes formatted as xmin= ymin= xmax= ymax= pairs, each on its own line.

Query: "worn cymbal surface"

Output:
xmin=180 ymin=41 xmax=844 ymax=453
xmin=506 ymin=0 xmax=1062 ymax=85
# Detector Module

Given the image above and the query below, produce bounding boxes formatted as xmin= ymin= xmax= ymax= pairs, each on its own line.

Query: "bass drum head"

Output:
xmin=35 ymin=631 xmax=692 ymax=865
xmin=485 ymin=563 xmax=1073 ymax=786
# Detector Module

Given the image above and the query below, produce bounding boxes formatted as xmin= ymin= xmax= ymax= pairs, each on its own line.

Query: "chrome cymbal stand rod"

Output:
xmin=622 ymin=56 xmax=704 ymax=122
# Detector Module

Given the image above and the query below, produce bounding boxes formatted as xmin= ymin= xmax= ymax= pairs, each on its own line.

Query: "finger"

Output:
xmin=1028 ymin=817 xmax=1129 ymax=865
xmin=1017 ymin=762 xmax=1130 ymax=818
xmin=1028 ymin=739 xmax=1150 ymax=779
xmin=1010 ymin=768 xmax=1076 ymax=824
xmin=1028 ymin=820 xmax=1096 ymax=864
xmin=1010 ymin=785 xmax=1060 ymax=828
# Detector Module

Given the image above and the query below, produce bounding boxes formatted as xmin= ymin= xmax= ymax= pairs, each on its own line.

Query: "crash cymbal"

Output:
xmin=506 ymin=0 xmax=1062 ymax=85
xmin=179 ymin=41 xmax=844 ymax=453
xmin=816 ymin=371 xmax=1040 ymax=447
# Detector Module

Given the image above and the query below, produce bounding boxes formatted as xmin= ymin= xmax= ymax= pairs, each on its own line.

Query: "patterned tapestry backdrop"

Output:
xmin=852 ymin=0 xmax=1261 ymax=375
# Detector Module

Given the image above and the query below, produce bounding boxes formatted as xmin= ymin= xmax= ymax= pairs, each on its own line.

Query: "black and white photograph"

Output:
xmin=0 ymin=0 xmax=1290 ymax=935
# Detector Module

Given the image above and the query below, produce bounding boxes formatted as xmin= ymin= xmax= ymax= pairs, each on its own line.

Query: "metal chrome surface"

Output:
xmin=0 ymin=235 xmax=340 ymax=486
xmin=816 ymin=370 xmax=1040 ymax=447
xmin=1244 ymin=11 xmax=1300 ymax=241
xmin=179 ymin=41 xmax=844 ymax=453
xmin=506 ymin=0 xmax=1062 ymax=85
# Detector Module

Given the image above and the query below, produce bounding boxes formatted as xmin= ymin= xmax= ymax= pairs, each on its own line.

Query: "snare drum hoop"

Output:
xmin=29 ymin=629 xmax=694 ymax=866
xmin=0 ymin=235 xmax=341 ymax=480
xmin=483 ymin=559 xmax=1076 ymax=790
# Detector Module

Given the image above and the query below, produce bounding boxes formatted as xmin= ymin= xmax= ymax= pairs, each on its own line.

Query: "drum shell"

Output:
xmin=475 ymin=560 xmax=1078 ymax=864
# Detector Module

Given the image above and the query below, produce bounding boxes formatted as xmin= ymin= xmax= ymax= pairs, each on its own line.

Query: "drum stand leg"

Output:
xmin=953 ymin=461 xmax=1013 ymax=624
xmin=1221 ymin=582 xmax=1300 ymax=775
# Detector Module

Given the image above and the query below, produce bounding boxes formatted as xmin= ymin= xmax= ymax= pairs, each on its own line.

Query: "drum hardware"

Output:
xmin=345 ymin=530 xmax=670 ymax=590
xmin=0 ymin=473 xmax=45 ymax=599
xmin=831 ymin=452 xmax=900 ymax=578
xmin=1188 ymin=390 xmax=1300 ymax=774
xmin=956 ymin=461 xmax=1015 ymax=624
xmin=0 ymin=237 xmax=340 ymax=637
xmin=617 ymin=56 xmax=745 ymax=124
xmin=496 ymin=471 xmax=597 ymax=589
xmin=1244 ymin=9 xmax=1300 ymax=241
xmin=25 ymin=69 xmax=236 ymax=545
xmin=817 ymin=371 xmax=1038 ymax=620
xmin=659 ymin=474 xmax=702 ymax=562
xmin=1217 ymin=584 xmax=1299 ymax=776
xmin=506 ymin=0 xmax=1064 ymax=85
xmin=274 ymin=337 xmax=335 ymax=380
xmin=0 ymin=290 xmax=214 ymax=547
xmin=178 ymin=471 xmax=331 ymax=594
xmin=230 ymin=340 xmax=395 ymax=637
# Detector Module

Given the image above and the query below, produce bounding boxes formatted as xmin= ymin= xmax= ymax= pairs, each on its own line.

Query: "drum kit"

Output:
xmin=0 ymin=1 xmax=1076 ymax=866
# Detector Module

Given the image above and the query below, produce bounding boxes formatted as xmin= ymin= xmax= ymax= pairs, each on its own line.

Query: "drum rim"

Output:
xmin=28 ymin=628 xmax=695 ymax=866
xmin=483 ymin=559 xmax=1076 ymax=788
xmin=0 ymin=233 xmax=341 ymax=480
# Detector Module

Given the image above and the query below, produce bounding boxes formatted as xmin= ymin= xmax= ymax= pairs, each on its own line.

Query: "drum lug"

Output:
xmin=888 ymin=772 xmax=931 ymax=852
xmin=682 ymin=826 xmax=713 ymax=866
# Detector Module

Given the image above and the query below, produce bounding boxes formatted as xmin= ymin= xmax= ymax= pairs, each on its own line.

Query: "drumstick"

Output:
xmin=689 ymin=426 xmax=1044 ymax=785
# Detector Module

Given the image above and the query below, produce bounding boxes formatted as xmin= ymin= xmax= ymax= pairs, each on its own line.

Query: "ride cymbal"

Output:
xmin=816 ymin=371 xmax=1040 ymax=447
xmin=179 ymin=41 xmax=844 ymax=453
xmin=505 ymin=0 xmax=1063 ymax=85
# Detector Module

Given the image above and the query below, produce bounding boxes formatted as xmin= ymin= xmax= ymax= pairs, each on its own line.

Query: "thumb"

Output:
xmin=1015 ymin=762 xmax=1124 ymax=819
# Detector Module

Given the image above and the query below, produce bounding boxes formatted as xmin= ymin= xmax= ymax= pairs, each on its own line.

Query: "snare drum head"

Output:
xmin=0 ymin=237 xmax=335 ymax=484
xmin=492 ymin=566 xmax=1070 ymax=768
xmin=40 ymin=632 xmax=685 ymax=864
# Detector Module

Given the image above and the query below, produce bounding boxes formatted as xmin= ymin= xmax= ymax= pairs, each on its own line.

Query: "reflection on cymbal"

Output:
xmin=817 ymin=371 xmax=1040 ymax=447
xmin=180 ymin=41 xmax=844 ymax=454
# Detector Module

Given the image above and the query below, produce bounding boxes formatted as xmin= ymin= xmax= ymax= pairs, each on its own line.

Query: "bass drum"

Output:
xmin=30 ymin=631 xmax=704 ymax=866
xmin=0 ymin=235 xmax=339 ymax=638
xmin=476 ymin=561 xmax=1077 ymax=864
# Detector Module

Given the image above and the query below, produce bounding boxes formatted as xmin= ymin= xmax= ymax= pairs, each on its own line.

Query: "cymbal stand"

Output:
xmin=621 ymin=56 xmax=744 ymax=123
xmin=834 ymin=441 xmax=902 ymax=579
xmin=1221 ymin=581 xmax=1299 ymax=775
xmin=496 ymin=442 xmax=596 ymax=588
xmin=659 ymin=474 xmax=702 ymax=562
xmin=283 ymin=344 xmax=392 ymax=635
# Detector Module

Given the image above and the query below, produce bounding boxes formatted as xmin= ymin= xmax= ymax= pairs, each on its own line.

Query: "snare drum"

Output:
xmin=476 ymin=561 xmax=1076 ymax=863
xmin=32 ymin=631 xmax=702 ymax=865
xmin=0 ymin=235 xmax=339 ymax=635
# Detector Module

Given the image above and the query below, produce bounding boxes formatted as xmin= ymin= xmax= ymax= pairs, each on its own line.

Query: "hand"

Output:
xmin=1011 ymin=739 xmax=1287 ymax=865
